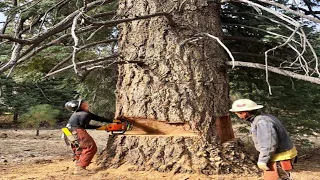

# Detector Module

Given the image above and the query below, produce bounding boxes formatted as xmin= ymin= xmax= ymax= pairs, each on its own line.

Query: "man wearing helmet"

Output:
xmin=64 ymin=99 xmax=112 ymax=175
xmin=230 ymin=99 xmax=297 ymax=180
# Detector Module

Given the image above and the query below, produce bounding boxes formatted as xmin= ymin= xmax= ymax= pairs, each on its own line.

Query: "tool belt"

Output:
xmin=61 ymin=127 xmax=80 ymax=150
xmin=270 ymin=146 xmax=297 ymax=162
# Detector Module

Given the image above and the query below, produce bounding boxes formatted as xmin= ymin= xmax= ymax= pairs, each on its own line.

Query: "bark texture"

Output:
xmin=97 ymin=135 xmax=259 ymax=175
xmin=98 ymin=0 xmax=258 ymax=175
xmin=116 ymin=0 xmax=232 ymax=142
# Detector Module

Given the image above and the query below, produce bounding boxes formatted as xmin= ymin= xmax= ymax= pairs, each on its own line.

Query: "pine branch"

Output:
xmin=232 ymin=52 xmax=316 ymax=73
xmin=45 ymin=54 xmax=119 ymax=77
xmin=0 ymin=34 xmax=31 ymax=44
xmin=48 ymin=38 xmax=117 ymax=73
xmin=0 ymin=0 xmax=115 ymax=45
xmin=258 ymin=0 xmax=320 ymax=23
xmin=29 ymin=0 xmax=115 ymax=45
xmin=226 ymin=61 xmax=320 ymax=84
xmin=223 ymin=0 xmax=319 ymax=94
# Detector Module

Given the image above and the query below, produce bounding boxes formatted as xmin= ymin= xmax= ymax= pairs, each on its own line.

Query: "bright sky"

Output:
xmin=0 ymin=12 xmax=4 ymax=19
xmin=0 ymin=12 xmax=5 ymax=29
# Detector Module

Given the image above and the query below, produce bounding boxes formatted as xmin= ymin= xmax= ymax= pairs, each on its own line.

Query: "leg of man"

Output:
xmin=263 ymin=162 xmax=279 ymax=180
xmin=277 ymin=160 xmax=293 ymax=180
xmin=73 ymin=129 xmax=97 ymax=174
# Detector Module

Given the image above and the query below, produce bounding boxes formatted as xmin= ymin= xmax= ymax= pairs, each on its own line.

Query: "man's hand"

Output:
xmin=257 ymin=162 xmax=270 ymax=171
xmin=113 ymin=119 xmax=122 ymax=123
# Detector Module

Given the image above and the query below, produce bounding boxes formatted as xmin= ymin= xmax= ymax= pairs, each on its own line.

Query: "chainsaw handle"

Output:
xmin=112 ymin=119 xmax=122 ymax=123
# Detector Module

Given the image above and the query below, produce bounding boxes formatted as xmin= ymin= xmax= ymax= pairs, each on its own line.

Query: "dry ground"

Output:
xmin=0 ymin=129 xmax=319 ymax=180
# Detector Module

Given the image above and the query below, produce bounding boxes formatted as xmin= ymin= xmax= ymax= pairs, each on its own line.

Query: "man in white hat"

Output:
xmin=230 ymin=99 xmax=297 ymax=180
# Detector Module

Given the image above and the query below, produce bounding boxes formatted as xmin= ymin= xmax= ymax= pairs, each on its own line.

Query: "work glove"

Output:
xmin=96 ymin=125 xmax=107 ymax=130
xmin=257 ymin=162 xmax=270 ymax=171
xmin=113 ymin=119 xmax=122 ymax=123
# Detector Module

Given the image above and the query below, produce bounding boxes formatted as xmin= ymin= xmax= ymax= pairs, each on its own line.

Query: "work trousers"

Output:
xmin=71 ymin=128 xmax=97 ymax=167
xmin=263 ymin=160 xmax=293 ymax=180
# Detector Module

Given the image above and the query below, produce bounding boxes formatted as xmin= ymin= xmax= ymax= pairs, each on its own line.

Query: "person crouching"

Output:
xmin=230 ymin=99 xmax=297 ymax=180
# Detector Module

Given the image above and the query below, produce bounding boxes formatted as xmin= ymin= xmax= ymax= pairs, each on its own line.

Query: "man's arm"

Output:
xmin=90 ymin=112 xmax=113 ymax=123
xmin=256 ymin=120 xmax=278 ymax=164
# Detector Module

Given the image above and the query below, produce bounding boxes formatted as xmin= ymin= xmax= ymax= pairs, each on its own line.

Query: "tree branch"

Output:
xmin=37 ymin=0 xmax=71 ymax=33
xmin=223 ymin=23 xmax=302 ymax=45
xmin=45 ymin=54 xmax=119 ymax=77
xmin=225 ymin=0 xmax=300 ymax=26
xmin=48 ymin=38 xmax=117 ymax=73
xmin=256 ymin=0 xmax=320 ymax=23
xmin=2 ymin=14 xmax=24 ymax=76
xmin=226 ymin=61 xmax=320 ymax=84
xmin=19 ymin=25 xmax=100 ymax=61
xmin=290 ymin=6 xmax=320 ymax=19
xmin=0 ymin=0 xmax=115 ymax=45
xmin=0 ymin=25 xmax=107 ymax=74
xmin=223 ymin=0 xmax=319 ymax=94
xmin=231 ymin=52 xmax=316 ymax=73
xmin=29 ymin=0 xmax=115 ymax=45
xmin=180 ymin=33 xmax=235 ymax=67
xmin=0 ymin=34 xmax=31 ymax=44
xmin=70 ymin=11 xmax=83 ymax=75
xmin=86 ymin=12 xmax=176 ymax=27
xmin=264 ymin=25 xmax=301 ymax=94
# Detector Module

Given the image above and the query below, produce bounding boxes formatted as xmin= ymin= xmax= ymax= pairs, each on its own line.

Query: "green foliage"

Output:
xmin=229 ymin=68 xmax=320 ymax=136
xmin=0 ymin=75 xmax=37 ymax=117
xmin=0 ymin=0 xmax=119 ymax=124
xmin=76 ymin=67 xmax=117 ymax=119
xmin=0 ymin=75 xmax=77 ymax=123
xmin=223 ymin=1 xmax=320 ymax=137
xmin=22 ymin=46 xmax=71 ymax=74
xmin=19 ymin=104 xmax=59 ymax=129
xmin=0 ymin=0 xmax=11 ymax=12
xmin=0 ymin=43 xmax=12 ymax=65
xmin=1 ymin=0 xmax=319 ymax=136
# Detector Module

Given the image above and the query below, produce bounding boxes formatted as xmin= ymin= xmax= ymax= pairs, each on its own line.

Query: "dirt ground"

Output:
xmin=0 ymin=129 xmax=319 ymax=180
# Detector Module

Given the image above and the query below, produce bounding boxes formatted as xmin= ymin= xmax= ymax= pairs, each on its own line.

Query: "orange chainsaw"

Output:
xmin=96 ymin=120 xmax=132 ymax=134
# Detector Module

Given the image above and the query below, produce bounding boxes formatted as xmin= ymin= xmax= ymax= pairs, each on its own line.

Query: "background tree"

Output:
xmin=19 ymin=104 xmax=60 ymax=135
xmin=223 ymin=0 xmax=320 ymax=135
xmin=0 ymin=75 xmax=77 ymax=125
xmin=0 ymin=0 xmax=319 ymax=175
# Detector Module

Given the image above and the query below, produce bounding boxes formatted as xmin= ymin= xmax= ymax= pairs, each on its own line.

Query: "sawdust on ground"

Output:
xmin=0 ymin=129 xmax=319 ymax=180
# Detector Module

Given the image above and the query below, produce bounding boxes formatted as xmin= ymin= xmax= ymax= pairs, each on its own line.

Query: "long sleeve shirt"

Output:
xmin=67 ymin=111 xmax=112 ymax=129
xmin=249 ymin=114 xmax=293 ymax=163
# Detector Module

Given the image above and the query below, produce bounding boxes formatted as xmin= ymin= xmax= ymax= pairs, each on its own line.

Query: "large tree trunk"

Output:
xmin=115 ymin=0 xmax=232 ymax=143
xmin=98 ymin=0 xmax=259 ymax=175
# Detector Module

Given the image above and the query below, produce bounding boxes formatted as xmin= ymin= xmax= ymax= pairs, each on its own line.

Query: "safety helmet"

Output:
xmin=229 ymin=99 xmax=263 ymax=112
xmin=65 ymin=100 xmax=82 ymax=112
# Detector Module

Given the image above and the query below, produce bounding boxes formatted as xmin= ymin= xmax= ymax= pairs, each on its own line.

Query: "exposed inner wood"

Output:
xmin=117 ymin=117 xmax=197 ymax=136
xmin=215 ymin=116 xmax=235 ymax=143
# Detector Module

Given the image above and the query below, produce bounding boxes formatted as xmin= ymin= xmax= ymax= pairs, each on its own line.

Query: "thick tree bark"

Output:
xmin=115 ymin=0 xmax=232 ymax=143
xmin=97 ymin=135 xmax=259 ymax=175
xmin=98 ymin=0 xmax=258 ymax=175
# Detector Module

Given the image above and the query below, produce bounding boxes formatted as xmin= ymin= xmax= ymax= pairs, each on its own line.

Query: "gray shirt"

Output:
xmin=250 ymin=114 xmax=293 ymax=163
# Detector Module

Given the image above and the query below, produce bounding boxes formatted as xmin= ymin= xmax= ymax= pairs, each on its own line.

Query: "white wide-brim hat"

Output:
xmin=229 ymin=99 xmax=263 ymax=112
